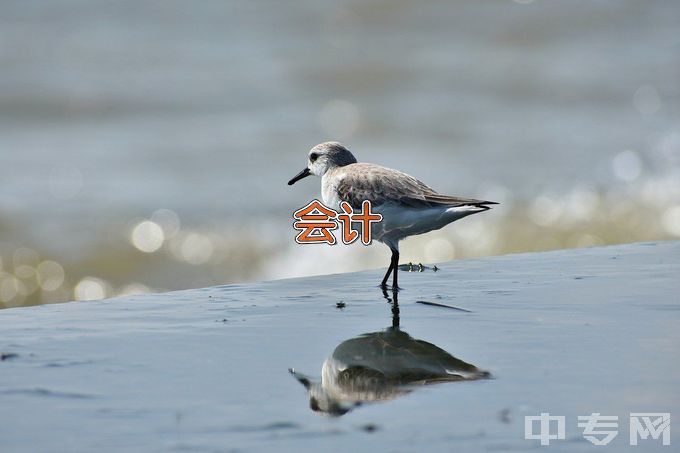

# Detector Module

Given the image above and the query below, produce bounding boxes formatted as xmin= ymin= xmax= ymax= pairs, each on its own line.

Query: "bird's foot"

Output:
xmin=398 ymin=262 xmax=438 ymax=272
xmin=378 ymin=283 xmax=401 ymax=292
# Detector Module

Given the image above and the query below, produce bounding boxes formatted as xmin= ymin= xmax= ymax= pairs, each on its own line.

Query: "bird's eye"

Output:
xmin=309 ymin=153 xmax=318 ymax=162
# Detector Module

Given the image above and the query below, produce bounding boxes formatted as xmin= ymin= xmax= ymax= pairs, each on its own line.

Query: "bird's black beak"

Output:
xmin=288 ymin=368 xmax=311 ymax=389
xmin=287 ymin=167 xmax=311 ymax=185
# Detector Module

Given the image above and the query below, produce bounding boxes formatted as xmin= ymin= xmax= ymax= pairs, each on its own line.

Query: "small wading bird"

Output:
xmin=288 ymin=142 xmax=496 ymax=289
xmin=289 ymin=290 xmax=490 ymax=416
xmin=289 ymin=326 xmax=489 ymax=416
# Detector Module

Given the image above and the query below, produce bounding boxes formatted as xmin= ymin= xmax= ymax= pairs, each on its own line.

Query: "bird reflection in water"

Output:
xmin=289 ymin=289 xmax=490 ymax=416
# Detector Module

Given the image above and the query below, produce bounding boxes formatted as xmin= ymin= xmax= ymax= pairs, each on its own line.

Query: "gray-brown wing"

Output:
xmin=334 ymin=163 xmax=497 ymax=209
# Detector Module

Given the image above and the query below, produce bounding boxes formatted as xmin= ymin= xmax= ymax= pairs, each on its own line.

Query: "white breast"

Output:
xmin=321 ymin=172 xmax=342 ymax=210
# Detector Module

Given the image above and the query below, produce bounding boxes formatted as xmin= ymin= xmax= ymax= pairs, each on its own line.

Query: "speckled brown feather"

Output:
xmin=330 ymin=163 xmax=497 ymax=209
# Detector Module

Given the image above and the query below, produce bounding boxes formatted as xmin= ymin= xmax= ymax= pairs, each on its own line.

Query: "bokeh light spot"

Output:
xmin=37 ymin=260 xmax=65 ymax=291
xmin=131 ymin=220 xmax=165 ymax=253
xmin=661 ymin=205 xmax=680 ymax=237
xmin=118 ymin=283 xmax=152 ymax=297
xmin=530 ymin=196 xmax=562 ymax=226
xmin=151 ymin=209 xmax=181 ymax=238
xmin=0 ymin=276 xmax=26 ymax=306
xmin=612 ymin=150 xmax=641 ymax=182
xmin=180 ymin=233 xmax=214 ymax=265
xmin=74 ymin=277 xmax=108 ymax=301
xmin=13 ymin=247 xmax=39 ymax=268
xmin=14 ymin=264 xmax=36 ymax=280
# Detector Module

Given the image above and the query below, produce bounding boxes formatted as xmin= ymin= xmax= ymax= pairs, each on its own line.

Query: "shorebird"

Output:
xmin=289 ymin=299 xmax=489 ymax=416
xmin=288 ymin=142 xmax=497 ymax=289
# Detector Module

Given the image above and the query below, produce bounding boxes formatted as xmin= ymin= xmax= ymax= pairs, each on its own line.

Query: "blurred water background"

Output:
xmin=1 ymin=0 xmax=679 ymax=308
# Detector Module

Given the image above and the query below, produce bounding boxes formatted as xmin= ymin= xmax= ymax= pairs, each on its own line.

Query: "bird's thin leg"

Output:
xmin=381 ymin=288 xmax=400 ymax=327
xmin=380 ymin=259 xmax=394 ymax=288
xmin=381 ymin=248 xmax=400 ymax=289
xmin=391 ymin=249 xmax=400 ymax=290
xmin=390 ymin=288 xmax=400 ymax=327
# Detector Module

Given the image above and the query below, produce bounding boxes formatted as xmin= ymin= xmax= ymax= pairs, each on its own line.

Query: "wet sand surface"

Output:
xmin=2 ymin=0 xmax=679 ymax=307
xmin=1 ymin=241 xmax=678 ymax=452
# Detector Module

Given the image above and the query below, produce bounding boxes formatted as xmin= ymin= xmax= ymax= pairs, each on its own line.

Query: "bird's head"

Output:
xmin=287 ymin=142 xmax=357 ymax=185
xmin=288 ymin=368 xmax=355 ymax=416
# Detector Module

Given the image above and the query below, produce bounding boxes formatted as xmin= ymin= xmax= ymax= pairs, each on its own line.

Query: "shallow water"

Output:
xmin=1 ymin=242 xmax=678 ymax=451
xmin=1 ymin=1 xmax=679 ymax=308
